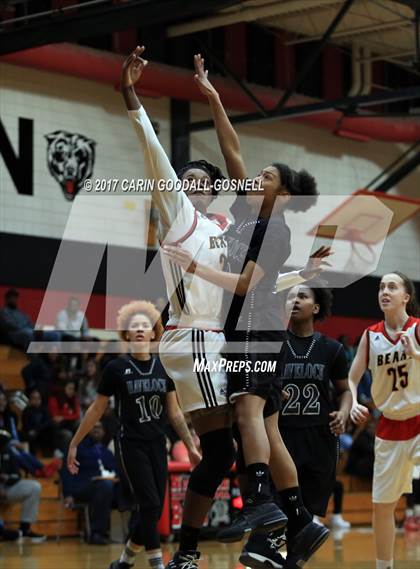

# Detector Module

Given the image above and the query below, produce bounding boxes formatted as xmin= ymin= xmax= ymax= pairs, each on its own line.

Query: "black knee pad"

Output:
xmin=189 ymin=428 xmax=235 ymax=498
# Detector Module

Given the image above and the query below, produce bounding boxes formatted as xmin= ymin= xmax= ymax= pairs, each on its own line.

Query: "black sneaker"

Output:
xmin=21 ymin=530 xmax=46 ymax=543
xmin=239 ymin=531 xmax=286 ymax=568
xmin=285 ymin=521 xmax=330 ymax=568
xmin=88 ymin=532 xmax=109 ymax=545
xmin=217 ymin=498 xmax=288 ymax=543
xmin=0 ymin=528 xmax=21 ymax=541
xmin=109 ymin=561 xmax=133 ymax=569
xmin=165 ymin=550 xmax=200 ymax=569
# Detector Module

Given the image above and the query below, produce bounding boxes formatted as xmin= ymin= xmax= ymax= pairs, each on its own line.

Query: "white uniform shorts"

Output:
xmin=373 ymin=434 xmax=420 ymax=504
xmin=159 ymin=328 xmax=228 ymax=413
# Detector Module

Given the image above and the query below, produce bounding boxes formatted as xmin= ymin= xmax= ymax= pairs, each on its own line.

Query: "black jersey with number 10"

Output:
xmin=280 ymin=332 xmax=348 ymax=428
xmin=97 ymin=354 xmax=176 ymax=441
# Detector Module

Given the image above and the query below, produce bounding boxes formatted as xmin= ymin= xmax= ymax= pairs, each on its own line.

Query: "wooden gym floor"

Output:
xmin=1 ymin=529 xmax=420 ymax=569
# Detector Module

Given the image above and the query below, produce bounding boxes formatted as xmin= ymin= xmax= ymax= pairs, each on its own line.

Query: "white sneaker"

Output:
xmin=330 ymin=514 xmax=351 ymax=529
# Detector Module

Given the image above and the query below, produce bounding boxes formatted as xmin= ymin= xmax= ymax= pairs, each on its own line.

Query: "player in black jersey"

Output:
xmin=67 ymin=301 xmax=200 ymax=569
xmin=165 ymin=55 xmax=331 ymax=564
xmin=241 ymin=282 xmax=352 ymax=568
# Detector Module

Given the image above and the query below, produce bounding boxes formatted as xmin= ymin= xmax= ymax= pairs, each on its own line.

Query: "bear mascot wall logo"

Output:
xmin=45 ymin=131 xmax=96 ymax=201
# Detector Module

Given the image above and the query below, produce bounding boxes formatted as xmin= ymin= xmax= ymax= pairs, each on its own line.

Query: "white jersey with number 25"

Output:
xmin=366 ymin=316 xmax=420 ymax=421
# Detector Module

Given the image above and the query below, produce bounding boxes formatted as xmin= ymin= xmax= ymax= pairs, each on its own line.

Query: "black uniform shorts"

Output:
xmin=280 ymin=425 xmax=339 ymax=517
xmin=115 ymin=435 xmax=168 ymax=513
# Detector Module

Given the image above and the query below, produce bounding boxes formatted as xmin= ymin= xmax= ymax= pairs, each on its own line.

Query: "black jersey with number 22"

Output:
xmin=280 ymin=332 xmax=348 ymax=428
xmin=97 ymin=354 xmax=175 ymax=441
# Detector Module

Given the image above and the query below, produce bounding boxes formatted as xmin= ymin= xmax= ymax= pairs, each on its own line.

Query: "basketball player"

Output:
xmin=349 ymin=271 xmax=420 ymax=569
xmin=121 ymin=47 xmax=289 ymax=569
xmin=67 ymin=301 xmax=200 ymax=569
xmin=165 ymin=54 xmax=330 ymax=566
xmin=123 ymin=47 xmax=331 ymax=567
xmin=237 ymin=283 xmax=351 ymax=568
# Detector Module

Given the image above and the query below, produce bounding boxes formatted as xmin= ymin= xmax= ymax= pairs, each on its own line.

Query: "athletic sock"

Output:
xmin=278 ymin=487 xmax=312 ymax=539
xmin=414 ymin=505 xmax=420 ymax=517
xmin=376 ymin=560 xmax=393 ymax=569
xmin=120 ymin=540 xmax=143 ymax=565
xmin=147 ymin=549 xmax=164 ymax=569
xmin=246 ymin=463 xmax=271 ymax=500
xmin=179 ymin=524 xmax=200 ymax=552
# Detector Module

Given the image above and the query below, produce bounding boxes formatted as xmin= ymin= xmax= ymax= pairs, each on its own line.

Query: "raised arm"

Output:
xmin=121 ymin=46 xmax=195 ymax=242
xmin=194 ymin=54 xmax=247 ymax=181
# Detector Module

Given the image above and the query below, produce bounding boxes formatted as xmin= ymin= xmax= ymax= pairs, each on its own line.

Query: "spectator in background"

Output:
xmin=0 ymin=390 xmax=58 ymax=477
xmin=0 ymin=429 xmax=46 ymax=542
xmin=60 ymin=422 xmax=118 ymax=545
xmin=329 ymin=480 xmax=351 ymax=530
xmin=48 ymin=381 xmax=81 ymax=454
xmin=345 ymin=415 xmax=376 ymax=479
xmin=79 ymin=359 xmax=100 ymax=411
xmin=21 ymin=346 xmax=70 ymax=402
xmin=98 ymin=344 xmax=121 ymax=371
xmin=21 ymin=390 xmax=54 ymax=456
xmin=352 ymin=336 xmax=374 ymax=410
xmin=0 ymin=516 xmax=20 ymax=542
xmin=0 ymin=289 xmax=61 ymax=352
xmin=100 ymin=402 xmax=119 ymax=448
xmin=56 ymin=297 xmax=89 ymax=340
xmin=337 ymin=335 xmax=354 ymax=368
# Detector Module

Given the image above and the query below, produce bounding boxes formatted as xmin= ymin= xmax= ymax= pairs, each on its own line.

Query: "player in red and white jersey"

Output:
xmin=122 ymin=47 xmax=231 ymax=413
xmin=349 ymin=271 xmax=420 ymax=569
xmin=121 ymin=47 xmax=238 ymax=569
xmin=366 ymin=315 xmax=419 ymax=423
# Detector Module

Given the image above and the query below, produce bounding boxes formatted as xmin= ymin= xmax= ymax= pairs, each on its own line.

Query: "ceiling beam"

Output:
xmin=189 ymin=85 xmax=420 ymax=131
xmin=274 ymin=0 xmax=356 ymax=113
xmin=285 ymin=18 xmax=412 ymax=46
xmin=167 ymin=0 xmax=343 ymax=38
xmin=0 ymin=0 xmax=240 ymax=55
xmin=374 ymin=150 xmax=420 ymax=192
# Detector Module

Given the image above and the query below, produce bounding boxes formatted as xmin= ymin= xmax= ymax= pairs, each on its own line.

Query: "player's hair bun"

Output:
xmin=272 ymin=163 xmax=318 ymax=212
xmin=293 ymin=168 xmax=319 ymax=212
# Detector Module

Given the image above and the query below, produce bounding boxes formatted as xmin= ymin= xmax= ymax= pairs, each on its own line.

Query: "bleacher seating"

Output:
xmin=0 ymin=344 xmax=28 ymax=391
xmin=0 ymin=342 xmax=406 ymax=537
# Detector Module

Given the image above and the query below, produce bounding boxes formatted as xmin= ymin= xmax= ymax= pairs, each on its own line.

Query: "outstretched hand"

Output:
xmin=193 ymin=54 xmax=218 ymax=99
xmin=121 ymin=46 xmax=148 ymax=89
xmin=301 ymin=246 xmax=333 ymax=280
